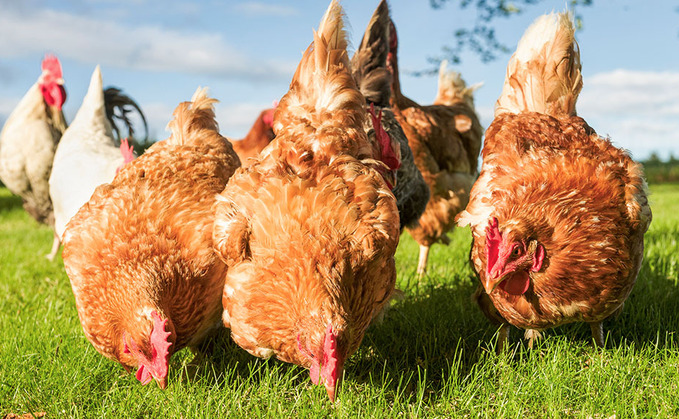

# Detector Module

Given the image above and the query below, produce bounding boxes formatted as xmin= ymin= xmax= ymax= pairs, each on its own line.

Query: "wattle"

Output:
xmin=499 ymin=270 xmax=530 ymax=295
xmin=136 ymin=364 xmax=153 ymax=385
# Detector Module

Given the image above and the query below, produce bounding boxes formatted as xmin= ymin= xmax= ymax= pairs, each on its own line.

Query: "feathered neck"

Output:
xmin=3 ymin=83 xmax=47 ymax=126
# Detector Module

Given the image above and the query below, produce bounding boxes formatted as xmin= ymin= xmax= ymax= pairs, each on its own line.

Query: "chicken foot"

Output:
xmin=524 ymin=329 xmax=543 ymax=349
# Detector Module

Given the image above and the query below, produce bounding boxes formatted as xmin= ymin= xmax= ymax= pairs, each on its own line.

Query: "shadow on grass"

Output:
xmin=354 ymin=246 xmax=679 ymax=405
xmin=0 ymin=192 xmax=23 ymax=213
xmin=166 ymin=243 xmax=679 ymax=405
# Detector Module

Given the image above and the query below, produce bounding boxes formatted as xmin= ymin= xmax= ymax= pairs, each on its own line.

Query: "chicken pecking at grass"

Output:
xmin=49 ymin=65 xmax=146 ymax=259
xmin=456 ymin=12 xmax=652 ymax=350
xmin=386 ymin=4 xmax=484 ymax=277
xmin=350 ymin=0 xmax=429 ymax=230
xmin=212 ymin=0 xmax=401 ymax=401
xmin=0 ymin=55 xmax=67 ymax=258
xmin=63 ymin=88 xmax=240 ymax=388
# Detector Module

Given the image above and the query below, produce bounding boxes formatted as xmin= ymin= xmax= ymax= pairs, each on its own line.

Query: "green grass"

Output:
xmin=1 ymin=184 xmax=678 ymax=417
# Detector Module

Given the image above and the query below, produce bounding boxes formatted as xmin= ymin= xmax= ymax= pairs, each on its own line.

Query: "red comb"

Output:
xmin=41 ymin=54 xmax=63 ymax=80
xmin=120 ymin=138 xmax=135 ymax=164
xmin=369 ymin=103 xmax=400 ymax=171
xmin=485 ymin=217 xmax=502 ymax=276
xmin=321 ymin=323 xmax=338 ymax=374
xmin=262 ymin=109 xmax=275 ymax=127
xmin=116 ymin=139 xmax=135 ymax=175
xmin=150 ymin=311 xmax=172 ymax=360
xmin=320 ymin=323 xmax=342 ymax=401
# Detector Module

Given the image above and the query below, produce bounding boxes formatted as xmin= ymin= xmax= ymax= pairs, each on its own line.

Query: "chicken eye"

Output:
xmin=511 ymin=246 xmax=521 ymax=256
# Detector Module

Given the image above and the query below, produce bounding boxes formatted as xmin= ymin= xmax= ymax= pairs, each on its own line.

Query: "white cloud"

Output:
xmin=233 ymin=2 xmax=299 ymax=17
xmin=0 ymin=7 xmax=295 ymax=82
xmin=577 ymin=69 xmax=679 ymax=159
xmin=580 ymin=70 xmax=679 ymax=118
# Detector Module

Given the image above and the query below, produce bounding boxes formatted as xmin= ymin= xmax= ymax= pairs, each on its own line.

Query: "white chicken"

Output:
xmin=0 ymin=55 xmax=67 ymax=258
xmin=49 ymin=65 xmax=137 ymax=247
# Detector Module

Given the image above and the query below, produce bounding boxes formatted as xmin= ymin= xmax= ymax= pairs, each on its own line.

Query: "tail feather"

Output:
xmin=495 ymin=12 xmax=582 ymax=117
xmin=71 ymin=65 xmax=108 ymax=133
xmin=104 ymin=87 xmax=149 ymax=143
xmin=166 ymin=87 xmax=219 ymax=146
xmin=275 ymin=0 xmax=363 ymax=133
xmin=350 ymin=0 xmax=391 ymax=107
xmin=433 ymin=60 xmax=482 ymax=108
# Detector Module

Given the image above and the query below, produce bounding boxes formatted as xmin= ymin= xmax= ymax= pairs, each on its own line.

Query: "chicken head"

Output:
xmin=484 ymin=217 xmax=545 ymax=295
xmin=39 ymin=54 xmax=66 ymax=110
xmin=297 ymin=322 xmax=345 ymax=401
xmin=122 ymin=310 xmax=173 ymax=389
xmin=261 ymin=101 xmax=278 ymax=127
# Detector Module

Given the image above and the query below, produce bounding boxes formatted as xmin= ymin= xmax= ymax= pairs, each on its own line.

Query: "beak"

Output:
xmin=155 ymin=375 xmax=167 ymax=390
xmin=321 ymin=361 xmax=344 ymax=403
xmin=483 ymin=268 xmax=505 ymax=295
xmin=323 ymin=370 xmax=342 ymax=402
xmin=483 ymin=276 xmax=498 ymax=295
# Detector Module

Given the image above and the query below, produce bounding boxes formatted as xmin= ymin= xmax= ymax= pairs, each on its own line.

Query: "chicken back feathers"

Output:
xmin=351 ymin=0 xmax=429 ymax=229
xmin=213 ymin=0 xmax=399 ymax=401
xmin=0 ymin=54 xmax=67 ymax=226
xmin=457 ymin=13 xmax=651 ymax=342
xmin=63 ymin=88 xmax=239 ymax=388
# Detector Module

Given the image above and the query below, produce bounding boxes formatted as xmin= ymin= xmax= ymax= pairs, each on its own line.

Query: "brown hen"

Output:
xmin=457 ymin=12 xmax=652 ymax=350
xmin=62 ymin=88 xmax=240 ymax=388
xmin=386 ymin=9 xmax=484 ymax=276
xmin=228 ymin=106 xmax=275 ymax=167
xmin=212 ymin=0 xmax=400 ymax=401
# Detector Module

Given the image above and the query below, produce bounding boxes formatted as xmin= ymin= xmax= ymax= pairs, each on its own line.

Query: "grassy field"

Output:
xmin=1 ymin=183 xmax=678 ymax=418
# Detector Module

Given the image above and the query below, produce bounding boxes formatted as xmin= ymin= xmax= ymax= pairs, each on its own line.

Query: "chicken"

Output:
xmin=49 ymin=65 xmax=145 ymax=255
xmin=212 ymin=0 xmax=400 ymax=401
xmin=62 ymin=88 xmax=240 ymax=388
xmin=351 ymin=0 xmax=429 ymax=229
xmin=228 ymin=106 xmax=275 ymax=167
xmin=456 ymin=12 xmax=652 ymax=350
xmin=0 ymin=55 xmax=67 ymax=257
xmin=386 ymin=11 xmax=484 ymax=276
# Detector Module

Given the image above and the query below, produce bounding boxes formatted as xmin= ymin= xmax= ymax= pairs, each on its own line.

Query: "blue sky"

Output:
xmin=1 ymin=0 xmax=678 ymax=160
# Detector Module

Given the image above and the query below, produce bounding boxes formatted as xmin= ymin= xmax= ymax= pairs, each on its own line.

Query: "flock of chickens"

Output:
xmin=0 ymin=0 xmax=651 ymax=403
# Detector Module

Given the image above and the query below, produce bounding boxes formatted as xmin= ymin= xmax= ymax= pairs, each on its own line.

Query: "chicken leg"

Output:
xmin=46 ymin=231 xmax=61 ymax=261
xmin=496 ymin=324 xmax=510 ymax=354
xmin=416 ymin=244 xmax=430 ymax=278
xmin=590 ymin=322 xmax=605 ymax=347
